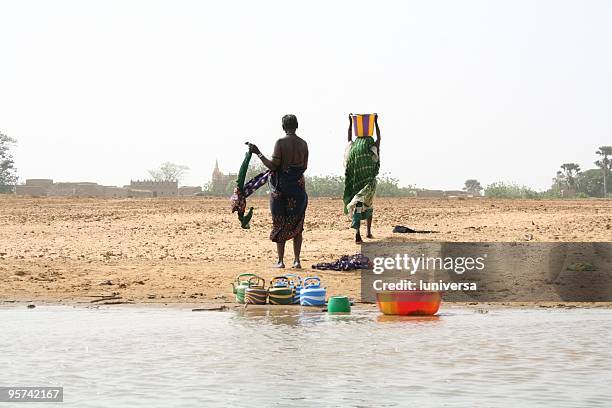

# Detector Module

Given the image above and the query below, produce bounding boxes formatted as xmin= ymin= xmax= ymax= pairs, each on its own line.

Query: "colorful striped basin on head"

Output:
xmin=351 ymin=113 xmax=375 ymax=137
xmin=376 ymin=291 xmax=441 ymax=316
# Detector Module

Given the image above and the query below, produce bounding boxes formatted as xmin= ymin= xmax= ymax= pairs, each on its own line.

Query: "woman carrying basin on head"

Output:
xmin=247 ymin=114 xmax=308 ymax=269
xmin=343 ymin=113 xmax=381 ymax=243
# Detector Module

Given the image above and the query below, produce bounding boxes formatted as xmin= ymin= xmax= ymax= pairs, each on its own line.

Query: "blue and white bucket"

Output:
xmin=284 ymin=274 xmax=302 ymax=305
xmin=300 ymin=276 xmax=326 ymax=306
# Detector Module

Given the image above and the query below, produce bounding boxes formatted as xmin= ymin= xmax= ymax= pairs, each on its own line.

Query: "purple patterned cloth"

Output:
xmin=230 ymin=171 xmax=270 ymax=215
xmin=311 ymin=254 xmax=372 ymax=271
xmin=243 ymin=171 xmax=270 ymax=197
xmin=230 ymin=188 xmax=246 ymax=214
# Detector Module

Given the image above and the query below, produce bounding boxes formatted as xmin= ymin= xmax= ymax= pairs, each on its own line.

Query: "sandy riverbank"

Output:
xmin=1 ymin=196 xmax=610 ymax=305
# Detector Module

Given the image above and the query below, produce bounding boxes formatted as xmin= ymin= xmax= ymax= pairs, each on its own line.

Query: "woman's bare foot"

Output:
xmin=355 ymin=232 xmax=363 ymax=244
xmin=292 ymin=260 xmax=302 ymax=269
xmin=366 ymin=232 xmax=373 ymax=239
xmin=274 ymin=261 xmax=285 ymax=268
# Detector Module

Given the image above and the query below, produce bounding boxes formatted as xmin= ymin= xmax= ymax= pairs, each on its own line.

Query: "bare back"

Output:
xmin=272 ymin=135 xmax=309 ymax=170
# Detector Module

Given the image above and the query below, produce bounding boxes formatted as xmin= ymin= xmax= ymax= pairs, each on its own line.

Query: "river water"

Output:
xmin=1 ymin=305 xmax=611 ymax=407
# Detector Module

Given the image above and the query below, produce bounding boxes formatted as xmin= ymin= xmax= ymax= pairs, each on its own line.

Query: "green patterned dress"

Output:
xmin=343 ymin=137 xmax=380 ymax=229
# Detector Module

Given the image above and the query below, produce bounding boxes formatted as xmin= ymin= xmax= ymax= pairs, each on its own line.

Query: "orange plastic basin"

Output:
xmin=376 ymin=291 xmax=442 ymax=316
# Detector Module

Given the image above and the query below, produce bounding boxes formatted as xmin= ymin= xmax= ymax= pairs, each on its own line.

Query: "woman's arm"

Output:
xmin=347 ymin=114 xmax=353 ymax=142
xmin=246 ymin=142 xmax=280 ymax=171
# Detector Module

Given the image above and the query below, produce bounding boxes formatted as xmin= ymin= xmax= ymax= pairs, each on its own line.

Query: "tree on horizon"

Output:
xmin=595 ymin=146 xmax=612 ymax=197
xmin=0 ymin=132 xmax=18 ymax=192
xmin=560 ymin=163 xmax=581 ymax=190
xmin=463 ymin=179 xmax=483 ymax=196
xmin=147 ymin=162 xmax=190 ymax=183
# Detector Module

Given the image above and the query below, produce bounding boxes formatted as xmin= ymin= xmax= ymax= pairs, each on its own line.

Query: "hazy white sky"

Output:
xmin=1 ymin=0 xmax=611 ymax=190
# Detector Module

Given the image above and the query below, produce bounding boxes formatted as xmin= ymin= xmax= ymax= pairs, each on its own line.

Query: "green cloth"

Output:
xmin=238 ymin=207 xmax=253 ymax=229
xmin=235 ymin=151 xmax=253 ymax=229
xmin=236 ymin=151 xmax=251 ymax=192
xmin=343 ymin=137 xmax=380 ymax=229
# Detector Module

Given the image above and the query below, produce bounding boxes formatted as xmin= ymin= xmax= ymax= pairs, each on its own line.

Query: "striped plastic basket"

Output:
xmin=300 ymin=276 xmax=326 ymax=306
xmin=244 ymin=276 xmax=267 ymax=305
xmin=268 ymin=276 xmax=294 ymax=305
xmin=351 ymin=113 xmax=376 ymax=137
xmin=283 ymin=274 xmax=302 ymax=305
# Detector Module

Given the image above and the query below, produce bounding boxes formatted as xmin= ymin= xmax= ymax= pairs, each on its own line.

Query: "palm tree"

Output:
xmin=560 ymin=163 xmax=581 ymax=189
xmin=595 ymin=146 xmax=612 ymax=197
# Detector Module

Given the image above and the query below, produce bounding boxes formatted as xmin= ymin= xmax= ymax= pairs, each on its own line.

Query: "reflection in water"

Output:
xmin=376 ymin=314 xmax=441 ymax=324
xmin=234 ymin=306 xmax=303 ymax=327
xmin=1 ymin=306 xmax=612 ymax=407
xmin=234 ymin=306 xmax=376 ymax=327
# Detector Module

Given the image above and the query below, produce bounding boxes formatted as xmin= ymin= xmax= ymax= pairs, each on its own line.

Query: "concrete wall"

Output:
xmin=47 ymin=182 xmax=105 ymax=197
xmin=444 ymin=190 xmax=471 ymax=197
xmin=104 ymin=186 xmax=129 ymax=198
xmin=130 ymin=180 xmax=178 ymax=197
xmin=415 ymin=189 xmax=445 ymax=198
xmin=127 ymin=188 xmax=154 ymax=198
xmin=25 ymin=179 xmax=53 ymax=188
xmin=415 ymin=189 xmax=474 ymax=198
xmin=16 ymin=178 xmax=157 ymax=198
xmin=74 ymin=184 xmax=105 ymax=197
xmin=178 ymin=186 xmax=202 ymax=196
xmin=15 ymin=185 xmax=48 ymax=197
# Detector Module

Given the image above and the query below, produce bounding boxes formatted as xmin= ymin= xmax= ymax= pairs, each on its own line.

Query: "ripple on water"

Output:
xmin=0 ymin=307 xmax=611 ymax=407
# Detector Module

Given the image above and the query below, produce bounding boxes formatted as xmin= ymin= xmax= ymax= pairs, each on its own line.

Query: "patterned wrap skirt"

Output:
xmin=343 ymin=137 xmax=380 ymax=229
xmin=269 ymin=166 xmax=308 ymax=242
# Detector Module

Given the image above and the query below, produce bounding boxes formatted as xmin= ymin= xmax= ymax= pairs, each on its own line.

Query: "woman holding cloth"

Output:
xmin=247 ymin=114 xmax=308 ymax=268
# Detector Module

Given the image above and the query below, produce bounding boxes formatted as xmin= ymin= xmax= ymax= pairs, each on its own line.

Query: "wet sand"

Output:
xmin=0 ymin=196 xmax=610 ymax=305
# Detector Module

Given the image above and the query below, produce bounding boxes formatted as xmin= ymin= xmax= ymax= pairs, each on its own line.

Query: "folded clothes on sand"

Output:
xmin=312 ymin=254 xmax=372 ymax=271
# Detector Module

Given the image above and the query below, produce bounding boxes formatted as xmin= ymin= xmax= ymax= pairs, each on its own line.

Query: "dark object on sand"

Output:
xmin=90 ymin=296 xmax=122 ymax=303
xmin=192 ymin=306 xmax=229 ymax=312
xmin=312 ymin=254 xmax=371 ymax=271
xmin=392 ymin=225 xmax=437 ymax=234
xmin=27 ymin=304 xmax=36 ymax=309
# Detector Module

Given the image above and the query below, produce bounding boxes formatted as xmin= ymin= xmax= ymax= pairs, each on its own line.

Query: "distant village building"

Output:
xmin=126 ymin=189 xmax=154 ymax=198
xmin=415 ymin=189 xmax=473 ymax=198
xmin=23 ymin=179 xmax=53 ymax=188
xmin=443 ymin=190 xmax=472 ymax=198
xmin=14 ymin=179 xmax=177 ymax=198
xmin=53 ymin=182 xmax=105 ymax=197
xmin=415 ymin=189 xmax=445 ymax=198
xmin=15 ymin=179 xmax=53 ymax=196
xmin=178 ymin=186 xmax=203 ymax=196
xmin=210 ymin=160 xmax=237 ymax=195
xmin=15 ymin=184 xmax=48 ymax=197
xmin=128 ymin=180 xmax=178 ymax=197
xmin=103 ymin=186 xmax=129 ymax=198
